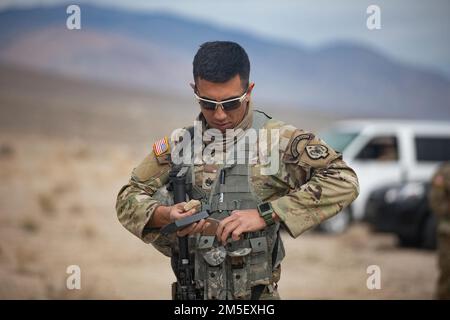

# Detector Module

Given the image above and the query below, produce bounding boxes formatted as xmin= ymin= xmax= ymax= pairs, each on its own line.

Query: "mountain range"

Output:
xmin=0 ymin=4 xmax=449 ymax=119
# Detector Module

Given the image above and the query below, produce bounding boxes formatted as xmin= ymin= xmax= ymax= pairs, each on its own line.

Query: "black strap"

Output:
xmin=254 ymin=109 xmax=272 ymax=119
xmin=272 ymin=228 xmax=280 ymax=267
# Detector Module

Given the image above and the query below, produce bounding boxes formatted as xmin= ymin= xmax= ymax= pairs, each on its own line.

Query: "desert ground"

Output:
xmin=0 ymin=65 xmax=437 ymax=299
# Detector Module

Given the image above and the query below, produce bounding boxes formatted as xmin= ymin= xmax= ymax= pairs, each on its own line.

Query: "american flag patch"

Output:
xmin=153 ymin=136 xmax=169 ymax=156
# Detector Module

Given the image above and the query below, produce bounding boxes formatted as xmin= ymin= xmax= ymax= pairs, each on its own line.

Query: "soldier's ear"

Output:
xmin=246 ymin=82 xmax=255 ymax=96
xmin=190 ymin=82 xmax=196 ymax=91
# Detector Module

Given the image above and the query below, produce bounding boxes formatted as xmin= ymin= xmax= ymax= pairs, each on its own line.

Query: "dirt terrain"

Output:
xmin=0 ymin=65 xmax=438 ymax=299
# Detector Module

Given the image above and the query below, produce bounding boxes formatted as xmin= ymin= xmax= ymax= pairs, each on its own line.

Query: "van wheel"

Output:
xmin=320 ymin=208 xmax=351 ymax=234
xmin=421 ymin=214 xmax=437 ymax=250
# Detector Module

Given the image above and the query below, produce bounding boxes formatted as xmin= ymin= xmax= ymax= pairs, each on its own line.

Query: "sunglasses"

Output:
xmin=194 ymin=89 xmax=248 ymax=112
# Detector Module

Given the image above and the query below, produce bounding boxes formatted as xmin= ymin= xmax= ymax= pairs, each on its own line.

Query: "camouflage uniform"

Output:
xmin=429 ymin=162 xmax=450 ymax=299
xmin=115 ymin=110 xmax=359 ymax=299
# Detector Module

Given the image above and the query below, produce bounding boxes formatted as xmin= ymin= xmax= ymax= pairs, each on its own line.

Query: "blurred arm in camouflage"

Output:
xmin=429 ymin=162 xmax=450 ymax=232
xmin=268 ymin=122 xmax=360 ymax=238
xmin=115 ymin=151 xmax=175 ymax=257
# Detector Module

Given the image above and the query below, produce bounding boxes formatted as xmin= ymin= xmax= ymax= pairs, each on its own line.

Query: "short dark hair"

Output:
xmin=193 ymin=41 xmax=250 ymax=89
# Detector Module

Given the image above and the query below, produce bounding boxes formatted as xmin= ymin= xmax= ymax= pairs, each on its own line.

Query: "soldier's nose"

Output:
xmin=213 ymin=105 xmax=228 ymax=121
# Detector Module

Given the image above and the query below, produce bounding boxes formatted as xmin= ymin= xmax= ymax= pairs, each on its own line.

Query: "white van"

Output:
xmin=318 ymin=119 xmax=450 ymax=233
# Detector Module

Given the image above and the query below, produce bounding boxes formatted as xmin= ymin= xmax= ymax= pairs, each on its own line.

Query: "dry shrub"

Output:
xmin=46 ymin=282 xmax=104 ymax=299
xmin=82 ymin=224 xmax=97 ymax=239
xmin=20 ymin=216 xmax=40 ymax=234
xmin=52 ymin=181 xmax=75 ymax=196
xmin=37 ymin=193 xmax=56 ymax=216
xmin=69 ymin=203 xmax=84 ymax=216
xmin=0 ymin=143 xmax=14 ymax=159
xmin=73 ymin=145 xmax=91 ymax=160
xmin=45 ymin=271 xmax=115 ymax=299
xmin=15 ymin=246 xmax=38 ymax=274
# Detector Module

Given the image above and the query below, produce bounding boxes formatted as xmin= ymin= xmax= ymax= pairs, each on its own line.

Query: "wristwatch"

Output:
xmin=257 ymin=202 xmax=275 ymax=226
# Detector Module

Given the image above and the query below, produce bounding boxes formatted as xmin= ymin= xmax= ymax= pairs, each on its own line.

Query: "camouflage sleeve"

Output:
xmin=115 ymin=150 xmax=174 ymax=256
xmin=270 ymin=129 xmax=360 ymax=238
xmin=429 ymin=162 xmax=450 ymax=218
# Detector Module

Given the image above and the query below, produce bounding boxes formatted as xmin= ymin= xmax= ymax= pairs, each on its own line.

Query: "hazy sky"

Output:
xmin=1 ymin=0 xmax=449 ymax=76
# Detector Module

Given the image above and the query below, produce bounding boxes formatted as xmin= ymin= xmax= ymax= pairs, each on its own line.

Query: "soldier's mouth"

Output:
xmin=214 ymin=123 xmax=233 ymax=131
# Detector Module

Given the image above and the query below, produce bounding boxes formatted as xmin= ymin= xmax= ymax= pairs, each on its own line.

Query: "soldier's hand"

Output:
xmin=169 ymin=202 xmax=206 ymax=237
xmin=216 ymin=209 xmax=266 ymax=245
xmin=168 ymin=202 xmax=196 ymax=223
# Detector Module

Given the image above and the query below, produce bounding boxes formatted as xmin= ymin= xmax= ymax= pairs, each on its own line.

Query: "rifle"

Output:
xmin=168 ymin=165 xmax=202 ymax=300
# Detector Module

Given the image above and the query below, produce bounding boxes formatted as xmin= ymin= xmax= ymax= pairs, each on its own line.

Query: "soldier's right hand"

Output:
xmin=168 ymin=202 xmax=207 ymax=237
xmin=169 ymin=202 xmax=197 ymax=222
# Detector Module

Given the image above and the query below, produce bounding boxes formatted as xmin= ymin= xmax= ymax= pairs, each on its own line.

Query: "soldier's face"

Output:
xmin=195 ymin=75 xmax=254 ymax=133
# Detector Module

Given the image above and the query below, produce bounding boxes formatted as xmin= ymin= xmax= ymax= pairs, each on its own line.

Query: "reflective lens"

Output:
xmin=195 ymin=89 xmax=248 ymax=112
xmin=198 ymin=97 xmax=243 ymax=111
xmin=199 ymin=100 xmax=217 ymax=110
xmin=221 ymin=100 xmax=242 ymax=110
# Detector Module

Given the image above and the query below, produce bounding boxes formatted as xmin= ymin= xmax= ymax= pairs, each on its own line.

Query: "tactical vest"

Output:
xmin=162 ymin=111 xmax=286 ymax=300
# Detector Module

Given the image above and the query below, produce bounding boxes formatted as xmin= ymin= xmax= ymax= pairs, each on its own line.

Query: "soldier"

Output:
xmin=115 ymin=41 xmax=359 ymax=300
xmin=429 ymin=162 xmax=450 ymax=299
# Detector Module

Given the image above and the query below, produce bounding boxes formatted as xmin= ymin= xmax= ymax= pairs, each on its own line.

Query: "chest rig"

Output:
xmin=170 ymin=111 xmax=285 ymax=300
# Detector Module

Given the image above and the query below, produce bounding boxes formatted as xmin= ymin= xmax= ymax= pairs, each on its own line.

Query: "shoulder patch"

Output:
xmin=282 ymin=130 xmax=314 ymax=163
xmin=153 ymin=136 xmax=170 ymax=156
xmin=290 ymin=133 xmax=314 ymax=158
xmin=305 ymin=145 xmax=329 ymax=160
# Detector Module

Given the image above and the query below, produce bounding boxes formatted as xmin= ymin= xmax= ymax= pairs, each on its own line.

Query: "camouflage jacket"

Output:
xmin=116 ymin=115 xmax=360 ymax=256
xmin=429 ymin=161 xmax=450 ymax=234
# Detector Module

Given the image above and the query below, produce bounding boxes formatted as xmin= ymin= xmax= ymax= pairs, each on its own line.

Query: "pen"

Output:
xmin=219 ymin=169 xmax=225 ymax=210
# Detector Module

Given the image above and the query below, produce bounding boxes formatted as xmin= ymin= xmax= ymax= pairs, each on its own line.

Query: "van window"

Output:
xmin=356 ymin=136 xmax=399 ymax=161
xmin=415 ymin=137 xmax=450 ymax=162
xmin=320 ymin=131 xmax=359 ymax=153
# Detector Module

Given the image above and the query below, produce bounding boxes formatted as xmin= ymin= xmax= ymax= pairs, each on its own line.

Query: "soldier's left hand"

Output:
xmin=216 ymin=209 xmax=266 ymax=245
